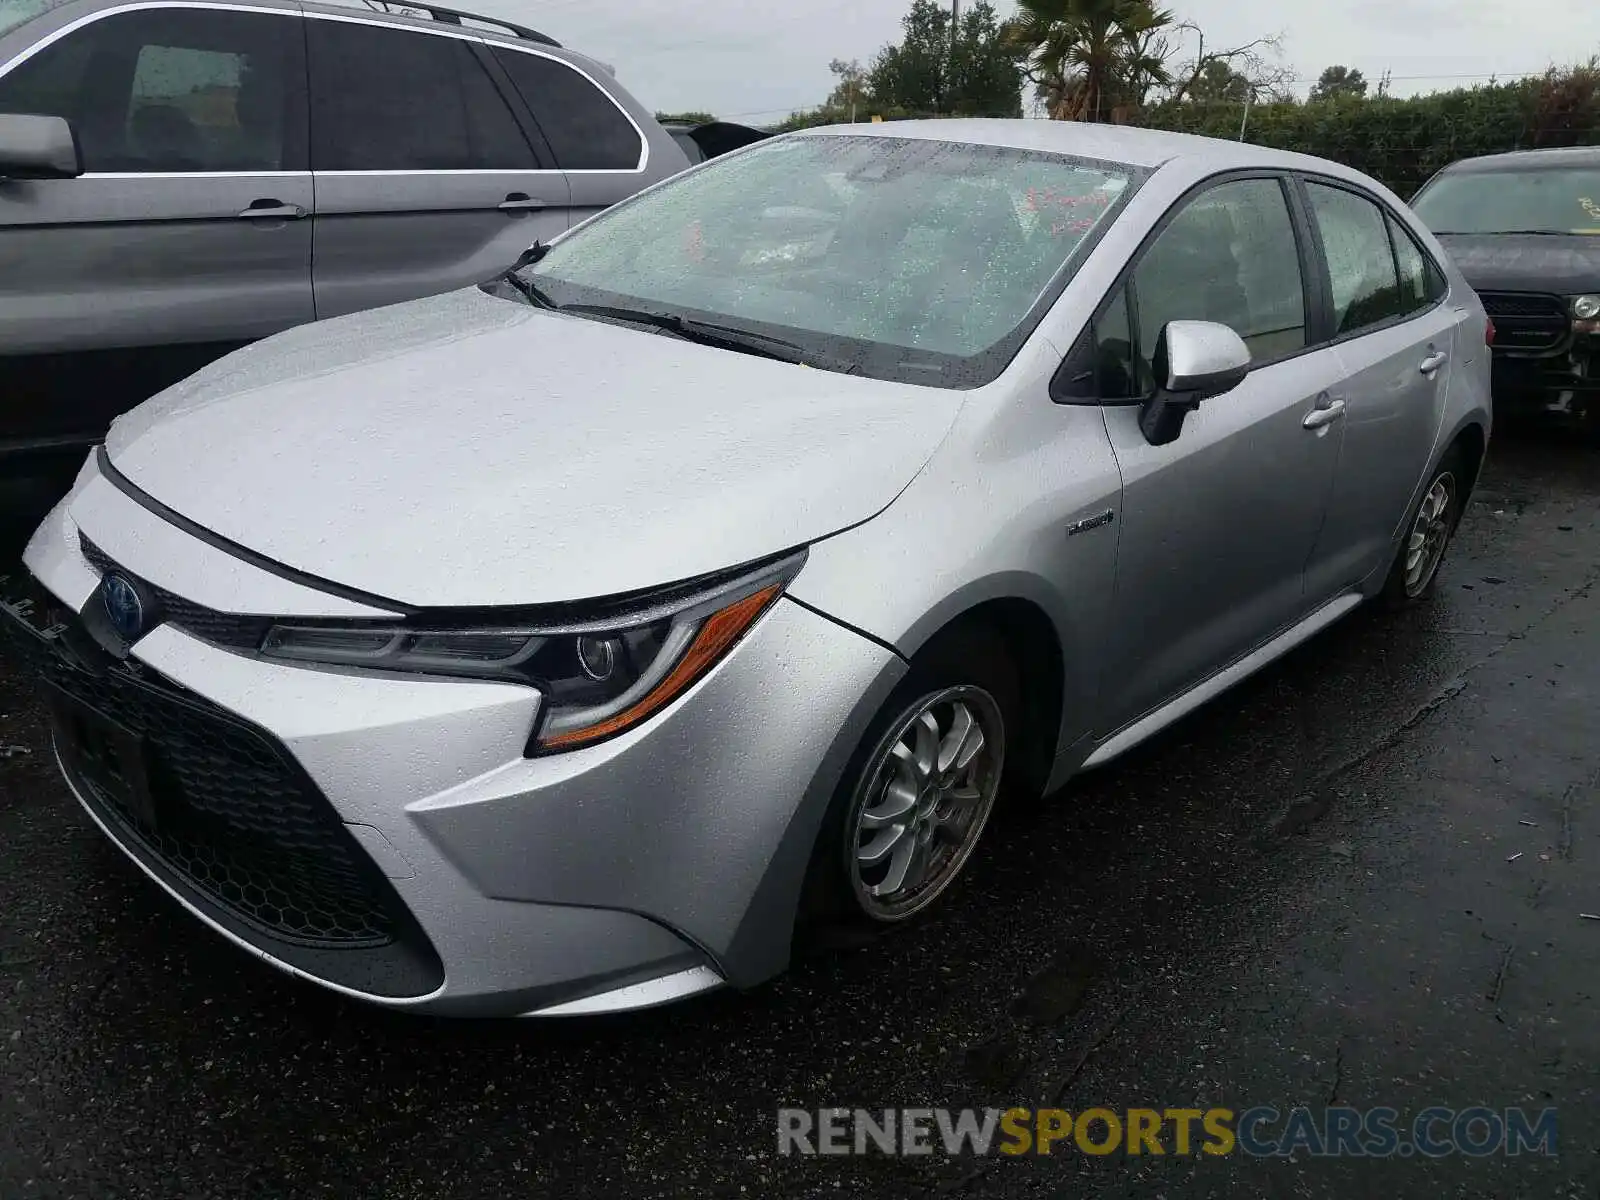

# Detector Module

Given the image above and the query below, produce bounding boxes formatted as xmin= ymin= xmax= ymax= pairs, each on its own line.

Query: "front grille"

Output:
xmin=79 ymin=536 xmax=269 ymax=651
xmin=1479 ymin=290 xmax=1569 ymax=354
xmin=0 ymin=569 xmax=443 ymax=996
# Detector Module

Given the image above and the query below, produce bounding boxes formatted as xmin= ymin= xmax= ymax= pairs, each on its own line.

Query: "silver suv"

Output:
xmin=0 ymin=0 xmax=688 ymax=540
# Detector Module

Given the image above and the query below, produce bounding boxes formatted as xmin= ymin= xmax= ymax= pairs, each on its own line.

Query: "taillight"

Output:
xmin=1485 ymin=316 xmax=1496 ymax=346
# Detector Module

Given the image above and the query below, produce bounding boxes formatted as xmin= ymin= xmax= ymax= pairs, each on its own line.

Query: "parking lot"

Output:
xmin=0 ymin=425 xmax=1592 ymax=1198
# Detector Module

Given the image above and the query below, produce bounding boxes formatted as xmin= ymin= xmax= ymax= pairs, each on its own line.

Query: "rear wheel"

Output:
xmin=1380 ymin=447 xmax=1466 ymax=609
xmin=801 ymin=626 xmax=1019 ymax=936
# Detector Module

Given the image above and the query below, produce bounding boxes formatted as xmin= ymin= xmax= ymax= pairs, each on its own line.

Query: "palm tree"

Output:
xmin=1007 ymin=0 xmax=1174 ymax=122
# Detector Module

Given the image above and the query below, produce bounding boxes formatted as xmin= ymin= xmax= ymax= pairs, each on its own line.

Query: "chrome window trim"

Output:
xmin=77 ymin=169 xmax=312 ymax=179
xmin=0 ymin=0 xmax=649 ymax=176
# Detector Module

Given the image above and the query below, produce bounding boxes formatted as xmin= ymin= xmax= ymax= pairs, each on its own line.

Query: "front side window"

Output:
xmin=1306 ymin=182 xmax=1406 ymax=335
xmin=515 ymin=134 xmax=1144 ymax=387
xmin=1411 ymin=166 xmax=1600 ymax=235
xmin=1131 ymin=176 xmax=1307 ymax=381
xmin=493 ymin=48 xmax=642 ymax=171
xmin=308 ymin=22 xmax=533 ymax=171
xmin=0 ymin=7 xmax=300 ymax=172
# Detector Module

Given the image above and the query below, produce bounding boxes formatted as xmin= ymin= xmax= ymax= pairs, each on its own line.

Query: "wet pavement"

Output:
xmin=0 ymin=430 xmax=1596 ymax=1199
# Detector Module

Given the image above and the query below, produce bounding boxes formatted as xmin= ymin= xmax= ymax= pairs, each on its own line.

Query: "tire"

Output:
xmin=798 ymin=624 xmax=1022 ymax=944
xmin=1379 ymin=446 xmax=1468 ymax=610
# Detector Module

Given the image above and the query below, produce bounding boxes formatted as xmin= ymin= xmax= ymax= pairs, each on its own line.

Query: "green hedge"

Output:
xmin=1138 ymin=69 xmax=1600 ymax=198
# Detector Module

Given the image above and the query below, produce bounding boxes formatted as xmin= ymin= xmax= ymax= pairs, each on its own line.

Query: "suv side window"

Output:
xmin=492 ymin=48 xmax=643 ymax=171
xmin=1305 ymin=182 xmax=1409 ymax=335
xmin=308 ymin=21 xmax=533 ymax=171
xmin=1388 ymin=214 xmax=1446 ymax=314
xmin=0 ymin=7 xmax=302 ymax=172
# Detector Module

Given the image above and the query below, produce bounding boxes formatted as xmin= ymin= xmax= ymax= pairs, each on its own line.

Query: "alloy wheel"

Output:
xmin=1404 ymin=470 xmax=1457 ymax=597
xmin=846 ymin=686 xmax=1005 ymax=922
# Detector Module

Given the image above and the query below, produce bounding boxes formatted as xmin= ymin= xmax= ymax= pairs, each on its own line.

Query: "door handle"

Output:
xmin=238 ymin=200 xmax=306 ymax=220
xmin=1303 ymin=397 xmax=1347 ymax=430
xmin=1418 ymin=351 xmax=1448 ymax=374
xmin=498 ymin=192 xmax=547 ymax=212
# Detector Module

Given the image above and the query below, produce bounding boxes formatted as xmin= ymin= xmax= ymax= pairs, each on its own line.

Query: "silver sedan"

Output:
xmin=2 ymin=119 xmax=1490 ymax=1016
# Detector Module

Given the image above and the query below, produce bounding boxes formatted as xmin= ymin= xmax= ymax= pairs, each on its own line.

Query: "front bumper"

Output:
xmin=8 ymin=465 xmax=903 ymax=1016
xmin=1490 ymin=348 xmax=1600 ymax=418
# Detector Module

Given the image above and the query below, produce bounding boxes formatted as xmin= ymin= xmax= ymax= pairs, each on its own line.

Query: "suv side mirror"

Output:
xmin=0 ymin=114 xmax=83 ymax=181
xmin=1139 ymin=319 xmax=1251 ymax=446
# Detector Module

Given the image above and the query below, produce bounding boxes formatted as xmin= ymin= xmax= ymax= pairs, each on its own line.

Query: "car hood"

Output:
xmin=104 ymin=287 xmax=966 ymax=609
xmin=1435 ymin=233 xmax=1600 ymax=295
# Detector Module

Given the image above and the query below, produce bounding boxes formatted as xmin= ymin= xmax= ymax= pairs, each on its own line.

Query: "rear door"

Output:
xmin=489 ymin=45 xmax=651 ymax=227
xmin=0 ymin=3 xmax=311 ymax=446
xmin=1298 ymin=178 xmax=1463 ymax=598
xmin=305 ymin=16 xmax=570 ymax=320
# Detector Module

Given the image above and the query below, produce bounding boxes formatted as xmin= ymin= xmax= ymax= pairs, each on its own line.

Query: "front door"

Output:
xmin=0 ymin=3 xmax=312 ymax=454
xmin=305 ymin=17 xmax=571 ymax=321
xmin=1091 ymin=175 xmax=1348 ymax=732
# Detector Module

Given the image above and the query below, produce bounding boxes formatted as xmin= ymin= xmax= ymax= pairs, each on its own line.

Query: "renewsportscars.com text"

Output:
xmin=777 ymin=1105 xmax=1558 ymax=1158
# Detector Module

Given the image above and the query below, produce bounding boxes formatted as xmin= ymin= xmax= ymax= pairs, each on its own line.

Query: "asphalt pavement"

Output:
xmin=1 ymin=429 xmax=1597 ymax=1199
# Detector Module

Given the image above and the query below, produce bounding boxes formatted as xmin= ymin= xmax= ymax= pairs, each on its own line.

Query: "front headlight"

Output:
xmin=260 ymin=552 xmax=805 ymax=754
xmin=1571 ymin=294 xmax=1600 ymax=320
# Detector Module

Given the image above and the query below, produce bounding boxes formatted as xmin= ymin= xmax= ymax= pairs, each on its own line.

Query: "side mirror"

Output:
xmin=1139 ymin=319 xmax=1251 ymax=446
xmin=0 ymin=114 xmax=83 ymax=181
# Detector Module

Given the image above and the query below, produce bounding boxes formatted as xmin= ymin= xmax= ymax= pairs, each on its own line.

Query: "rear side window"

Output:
xmin=1388 ymin=214 xmax=1446 ymax=313
xmin=492 ymin=48 xmax=642 ymax=171
xmin=0 ymin=7 xmax=302 ymax=172
xmin=1305 ymin=182 xmax=1408 ymax=334
xmin=308 ymin=21 xmax=533 ymax=171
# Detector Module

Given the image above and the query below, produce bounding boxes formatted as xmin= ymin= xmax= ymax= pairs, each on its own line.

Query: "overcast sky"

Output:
xmin=469 ymin=0 xmax=1599 ymax=121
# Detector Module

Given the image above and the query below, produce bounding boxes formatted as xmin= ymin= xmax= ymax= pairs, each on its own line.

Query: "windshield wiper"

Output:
xmin=1436 ymin=229 xmax=1577 ymax=237
xmin=494 ymin=242 xmax=558 ymax=306
xmin=551 ymin=303 xmax=854 ymax=371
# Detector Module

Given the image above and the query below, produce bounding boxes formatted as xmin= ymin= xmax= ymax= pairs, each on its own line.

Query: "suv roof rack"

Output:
xmin=352 ymin=1 xmax=562 ymax=46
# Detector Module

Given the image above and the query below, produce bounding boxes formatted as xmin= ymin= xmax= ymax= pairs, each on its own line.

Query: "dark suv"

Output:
xmin=1411 ymin=146 xmax=1600 ymax=429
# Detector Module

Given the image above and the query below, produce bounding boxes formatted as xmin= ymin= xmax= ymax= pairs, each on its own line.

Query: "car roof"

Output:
xmin=290 ymin=0 xmax=623 ymax=76
xmin=793 ymin=118 xmax=1375 ymax=181
xmin=1437 ymin=145 xmax=1600 ymax=173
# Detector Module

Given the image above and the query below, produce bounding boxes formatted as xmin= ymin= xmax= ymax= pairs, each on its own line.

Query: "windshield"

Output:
xmin=0 ymin=0 xmax=60 ymax=38
xmin=1412 ymin=166 xmax=1600 ymax=235
xmin=518 ymin=133 xmax=1144 ymax=387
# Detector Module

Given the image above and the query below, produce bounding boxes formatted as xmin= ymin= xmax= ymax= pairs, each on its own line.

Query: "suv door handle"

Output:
xmin=498 ymin=192 xmax=547 ymax=212
xmin=1303 ymin=397 xmax=1347 ymax=430
xmin=238 ymin=200 xmax=306 ymax=220
xmin=1419 ymin=351 xmax=1448 ymax=374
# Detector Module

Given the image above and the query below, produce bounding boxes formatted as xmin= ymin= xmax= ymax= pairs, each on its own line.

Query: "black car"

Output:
xmin=1411 ymin=146 xmax=1600 ymax=427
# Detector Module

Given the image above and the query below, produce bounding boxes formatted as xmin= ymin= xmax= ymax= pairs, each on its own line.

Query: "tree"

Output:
xmin=1005 ymin=0 xmax=1174 ymax=122
xmin=1184 ymin=58 xmax=1250 ymax=103
xmin=1159 ymin=22 xmax=1293 ymax=105
xmin=867 ymin=0 xmax=1024 ymax=117
xmin=868 ymin=0 xmax=953 ymax=113
xmin=824 ymin=59 xmax=872 ymax=120
xmin=948 ymin=2 xmax=1027 ymax=116
xmin=1309 ymin=65 xmax=1368 ymax=102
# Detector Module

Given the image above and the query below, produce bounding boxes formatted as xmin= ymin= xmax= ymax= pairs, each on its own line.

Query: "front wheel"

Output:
xmin=800 ymin=626 xmax=1018 ymax=935
xmin=1380 ymin=449 xmax=1465 ymax=609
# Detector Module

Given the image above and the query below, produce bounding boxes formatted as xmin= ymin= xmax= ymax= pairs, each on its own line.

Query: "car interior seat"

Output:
xmin=128 ymin=103 xmax=206 ymax=171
